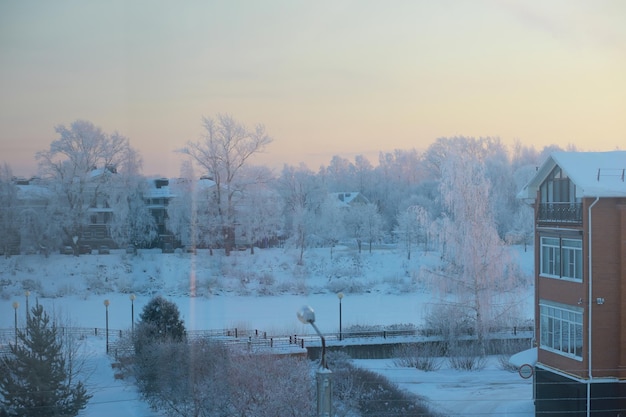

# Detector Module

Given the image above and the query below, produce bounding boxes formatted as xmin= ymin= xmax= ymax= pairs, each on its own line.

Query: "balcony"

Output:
xmin=537 ymin=202 xmax=582 ymax=224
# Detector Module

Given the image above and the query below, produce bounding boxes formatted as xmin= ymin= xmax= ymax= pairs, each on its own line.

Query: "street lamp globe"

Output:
xmin=297 ymin=305 xmax=316 ymax=324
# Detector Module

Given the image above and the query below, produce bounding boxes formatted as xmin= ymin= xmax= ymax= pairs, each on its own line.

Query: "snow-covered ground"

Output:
xmin=0 ymin=245 xmax=536 ymax=416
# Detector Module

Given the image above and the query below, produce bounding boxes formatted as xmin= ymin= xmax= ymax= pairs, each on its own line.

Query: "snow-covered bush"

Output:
xmin=447 ymin=344 xmax=487 ymax=371
xmin=326 ymin=351 xmax=443 ymax=417
xmin=392 ymin=343 xmax=443 ymax=371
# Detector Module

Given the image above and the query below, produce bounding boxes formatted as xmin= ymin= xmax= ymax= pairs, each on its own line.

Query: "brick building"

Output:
xmin=518 ymin=151 xmax=626 ymax=416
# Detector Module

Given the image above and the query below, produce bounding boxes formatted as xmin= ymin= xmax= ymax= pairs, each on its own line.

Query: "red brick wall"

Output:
xmin=535 ymin=197 xmax=626 ymax=380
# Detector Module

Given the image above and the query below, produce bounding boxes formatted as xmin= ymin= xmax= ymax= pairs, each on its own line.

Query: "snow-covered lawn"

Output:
xmin=0 ymin=245 xmax=536 ymax=416
xmin=356 ymin=357 xmax=534 ymax=417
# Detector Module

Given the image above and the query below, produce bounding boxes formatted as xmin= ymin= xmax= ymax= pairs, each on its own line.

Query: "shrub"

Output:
xmin=392 ymin=343 xmax=443 ymax=372
xmin=327 ymin=351 xmax=443 ymax=417
xmin=497 ymin=354 xmax=519 ymax=372
xmin=447 ymin=344 xmax=487 ymax=371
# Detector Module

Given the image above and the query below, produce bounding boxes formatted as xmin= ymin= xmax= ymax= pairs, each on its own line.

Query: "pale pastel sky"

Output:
xmin=1 ymin=0 xmax=624 ymax=178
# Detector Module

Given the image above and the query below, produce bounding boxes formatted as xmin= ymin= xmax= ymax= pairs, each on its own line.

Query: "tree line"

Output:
xmin=1 ymin=115 xmax=562 ymax=259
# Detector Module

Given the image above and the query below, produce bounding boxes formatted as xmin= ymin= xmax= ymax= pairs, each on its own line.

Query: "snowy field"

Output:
xmin=0 ymin=245 xmax=535 ymax=416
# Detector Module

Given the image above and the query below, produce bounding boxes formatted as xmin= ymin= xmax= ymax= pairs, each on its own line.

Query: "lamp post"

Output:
xmin=25 ymin=291 xmax=30 ymax=319
xmin=104 ymin=299 xmax=110 ymax=353
xmin=129 ymin=294 xmax=136 ymax=334
xmin=337 ymin=292 xmax=344 ymax=341
xmin=298 ymin=305 xmax=332 ymax=417
xmin=24 ymin=291 xmax=30 ymax=336
xmin=12 ymin=301 xmax=19 ymax=345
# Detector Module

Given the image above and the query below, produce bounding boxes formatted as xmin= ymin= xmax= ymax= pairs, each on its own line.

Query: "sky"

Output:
xmin=1 ymin=0 xmax=625 ymax=178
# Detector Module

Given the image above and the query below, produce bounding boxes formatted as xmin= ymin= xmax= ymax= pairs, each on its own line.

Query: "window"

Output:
xmin=540 ymin=301 xmax=583 ymax=359
xmin=540 ymin=167 xmax=576 ymax=203
xmin=540 ymin=236 xmax=583 ymax=281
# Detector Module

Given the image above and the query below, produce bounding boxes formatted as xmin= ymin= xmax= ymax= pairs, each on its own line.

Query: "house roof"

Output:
xmin=518 ymin=151 xmax=626 ymax=200
xmin=330 ymin=191 xmax=369 ymax=208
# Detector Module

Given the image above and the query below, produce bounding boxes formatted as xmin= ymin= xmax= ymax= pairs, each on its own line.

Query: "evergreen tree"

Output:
xmin=135 ymin=296 xmax=186 ymax=347
xmin=0 ymin=304 xmax=91 ymax=417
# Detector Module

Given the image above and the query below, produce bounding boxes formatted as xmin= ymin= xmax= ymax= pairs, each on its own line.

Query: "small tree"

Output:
xmin=135 ymin=296 xmax=186 ymax=346
xmin=0 ymin=304 xmax=91 ymax=417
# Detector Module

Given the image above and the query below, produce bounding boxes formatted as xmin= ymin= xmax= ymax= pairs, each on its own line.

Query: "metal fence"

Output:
xmin=0 ymin=325 xmax=533 ymax=357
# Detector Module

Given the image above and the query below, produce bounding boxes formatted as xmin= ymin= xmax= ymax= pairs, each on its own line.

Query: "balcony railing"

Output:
xmin=537 ymin=202 xmax=582 ymax=224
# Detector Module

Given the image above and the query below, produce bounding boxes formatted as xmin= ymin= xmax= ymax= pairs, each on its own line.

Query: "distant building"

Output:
xmin=330 ymin=191 xmax=370 ymax=208
xmin=518 ymin=151 xmax=626 ymax=416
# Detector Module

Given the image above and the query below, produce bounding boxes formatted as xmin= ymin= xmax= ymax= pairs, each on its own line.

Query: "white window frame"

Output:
xmin=539 ymin=301 xmax=583 ymax=360
xmin=540 ymin=236 xmax=583 ymax=282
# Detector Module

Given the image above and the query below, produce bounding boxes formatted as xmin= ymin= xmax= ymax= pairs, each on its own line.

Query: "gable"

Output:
xmin=517 ymin=151 xmax=626 ymax=200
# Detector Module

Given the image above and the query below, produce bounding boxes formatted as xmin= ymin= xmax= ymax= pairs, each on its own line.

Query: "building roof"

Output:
xmin=518 ymin=151 xmax=626 ymax=200
xmin=330 ymin=191 xmax=369 ymax=208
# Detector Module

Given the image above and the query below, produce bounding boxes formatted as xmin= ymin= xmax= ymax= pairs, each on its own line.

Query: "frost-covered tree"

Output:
xmin=36 ymin=120 xmax=140 ymax=253
xmin=108 ymin=165 xmax=156 ymax=248
xmin=353 ymin=154 xmax=374 ymax=194
xmin=319 ymin=155 xmax=356 ymax=191
xmin=344 ymin=202 xmax=384 ymax=254
xmin=316 ymin=196 xmax=346 ymax=258
xmin=166 ymin=161 xmax=222 ymax=253
xmin=276 ymin=164 xmax=326 ymax=264
xmin=394 ymin=205 xmax=428 ymax=260
xmin=437 ymin=151 xmax=520 ymax=352
xmin=370 ymin=149 xmax=430 ymax=235
xmin=237 ymin=180 xmax=283 ymax=254
xmin=180 ymin=114 xmax=272 ymax=255
xmin=166 ymin=177 xmax=199 ymax=249
xmin=0 ymin=304 xmax=91 ymax=417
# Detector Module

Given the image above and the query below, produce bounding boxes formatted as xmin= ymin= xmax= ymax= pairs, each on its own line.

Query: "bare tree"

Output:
xmin=180 ymin=114 xmax=272 ymax=255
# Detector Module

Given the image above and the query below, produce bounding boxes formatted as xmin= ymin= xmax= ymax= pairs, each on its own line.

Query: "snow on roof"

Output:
xmin=517 ymin=151 xmax=626 ymax=199
xmin=16 ymin=183 xmax=53 ymax=200
xmin=509 ymin=347 xmax=537 ymax=368
xmin=331 ymin=191 xmax=368 ymax=207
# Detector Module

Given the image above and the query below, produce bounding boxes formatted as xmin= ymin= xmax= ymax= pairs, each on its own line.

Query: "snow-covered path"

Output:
xmin=80 ymin=340 xmax=161 ymax=417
